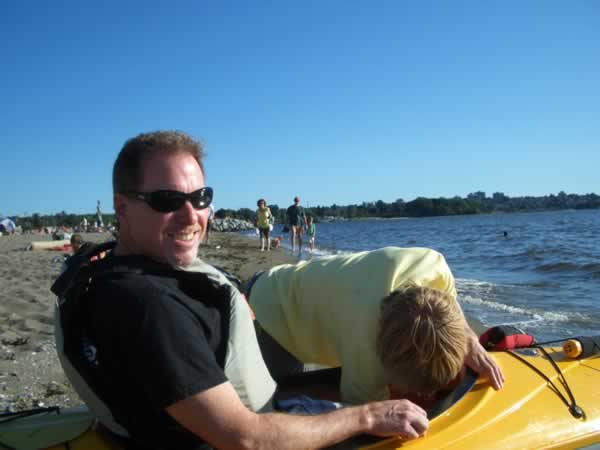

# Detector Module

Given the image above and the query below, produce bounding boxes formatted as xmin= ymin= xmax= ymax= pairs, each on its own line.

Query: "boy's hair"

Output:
xmin=113 ymin=131 xmax=204 ymax=194
xmin=257 ymin=198 xmax=266 ymax=207
xmin=376 ymin=286 xmax=466 ymax=394
xmin=307 ymin=216 xmax=313 ymax=223
xmin=70 ymin=234 xmax=83 ymax=246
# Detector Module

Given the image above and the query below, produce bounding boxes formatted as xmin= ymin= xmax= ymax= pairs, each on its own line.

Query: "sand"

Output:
xmin=0 ymin=231 xmax=295 ymax=413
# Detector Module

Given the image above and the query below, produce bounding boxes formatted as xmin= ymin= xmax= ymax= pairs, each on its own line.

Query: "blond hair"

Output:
xmin=376 ymin=286 xmax=466 ymax=394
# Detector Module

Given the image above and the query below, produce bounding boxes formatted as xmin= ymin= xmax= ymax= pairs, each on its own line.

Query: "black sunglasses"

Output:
xmin=126 ymin=187 xmax=213 ymax=213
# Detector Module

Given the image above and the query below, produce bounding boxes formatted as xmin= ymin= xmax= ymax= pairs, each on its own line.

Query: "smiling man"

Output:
xmin=53 ymin=131 xmax=430 ymax=450
xmin=112 ymin=134 xmax=210 ymax=266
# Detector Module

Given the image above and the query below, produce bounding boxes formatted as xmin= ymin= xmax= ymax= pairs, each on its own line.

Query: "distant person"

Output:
xmin=286 ymin=196 xmax=307 ymax=256
xmin=82 ymin=217 xmax=88 ymax=232
xmin=255 ymin=198 xmax=273 ymax=252
xmin=503 ymin=230 xmax=508 ymax=238
xmin=70 ymin=233 xmax=84 ymax=253
xmin=96 ymin=200 xmax=104 ymax=228
xmin=61 ymin=234 xmax=95 ymax=271
xmin=306 ymin=216 xmax=316 ymax=254
xmin=204 ymin=203 xmax=215 ymax=245
xmin=248 ymin=247 xmax=504 ymax=405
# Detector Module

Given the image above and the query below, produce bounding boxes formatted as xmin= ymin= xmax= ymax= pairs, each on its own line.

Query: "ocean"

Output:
xmin=249 ymin=209 xmax=600 ymax=341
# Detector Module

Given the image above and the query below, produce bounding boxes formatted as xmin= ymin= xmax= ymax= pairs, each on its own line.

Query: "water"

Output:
xmin=247 ymin=209 xmax=600 ymax=341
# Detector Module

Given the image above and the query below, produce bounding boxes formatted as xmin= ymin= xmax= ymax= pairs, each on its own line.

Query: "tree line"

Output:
xmin=8 ymin=191 xmax=599 ymax=230
xmin=216 ymin=191 xmax=600 ymax=222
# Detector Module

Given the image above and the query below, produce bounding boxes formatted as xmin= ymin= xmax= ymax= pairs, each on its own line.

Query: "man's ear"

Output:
xmin=114 ymin=194 xmax=128 ymax=223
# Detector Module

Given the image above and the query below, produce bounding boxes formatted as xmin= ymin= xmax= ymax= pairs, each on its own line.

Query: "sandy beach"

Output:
xmin=0 ymin=231 xmax=295 ymax=413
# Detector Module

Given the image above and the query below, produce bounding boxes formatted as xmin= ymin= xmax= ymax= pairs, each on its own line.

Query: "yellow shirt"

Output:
xmin=249 ymin=247 xmax=456 ymax=404
xmin=256 ymin=207 xmax=272 ymax=229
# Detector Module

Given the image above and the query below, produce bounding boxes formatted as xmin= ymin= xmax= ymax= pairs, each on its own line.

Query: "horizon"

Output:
xmin=1 ymin=2 xmax=599 ymax=217
xmin=3 ymin=189 xmax=598 ymax=219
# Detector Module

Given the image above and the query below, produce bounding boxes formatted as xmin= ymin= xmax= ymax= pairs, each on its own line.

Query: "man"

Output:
xmin=286 ymin=196 xmax=307 ymax=256
xmin=248 ymin=247 xmax=505 ymax=405
xmin=53 ymin=131 xmax=429 ymax=450
xmin=96 ymin=200 xmax=104 ymax=228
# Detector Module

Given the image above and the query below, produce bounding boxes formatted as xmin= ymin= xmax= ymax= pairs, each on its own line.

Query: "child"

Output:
xmin=306 ymin=216 xmax=316 ymax=254
xmin=255 ymin=198 xmax=273 ymax=252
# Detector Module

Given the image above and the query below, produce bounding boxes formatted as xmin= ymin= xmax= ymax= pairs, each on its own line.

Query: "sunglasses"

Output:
xmin=126 ymin=187 xmax=213 ymax=213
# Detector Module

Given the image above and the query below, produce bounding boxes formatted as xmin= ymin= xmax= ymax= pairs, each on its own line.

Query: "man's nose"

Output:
xmin=174 ymin=200 xmax=197 ymax=223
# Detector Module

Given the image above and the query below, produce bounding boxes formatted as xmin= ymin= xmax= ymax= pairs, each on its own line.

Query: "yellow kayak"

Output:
xmin=1 ymin=341 xmax=599 ymax=450
xmin=365 ymin=342 xmax=600 ymax=450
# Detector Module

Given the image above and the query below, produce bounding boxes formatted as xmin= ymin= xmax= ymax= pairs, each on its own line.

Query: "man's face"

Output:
xmin=115 ymin=151 xmax=208 ymax=266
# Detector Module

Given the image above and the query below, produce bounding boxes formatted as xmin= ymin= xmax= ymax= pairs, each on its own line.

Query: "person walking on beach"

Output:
xmin=306 ymin=215 xmax=316 ymax=254
xmin=204 ymin=202 xmax=215 ymax=245
xmin=53 ymin=131 xmax=429 ymax=450
xmin=255 ymin=198 xmax=273 ymax=252
xmin=286 ymin=196 xmax=307 ymax=256
xmin=96 ymin=200 xmax=104 ymax=228
xmin=247 ymin=247 xmax=505 ymax=405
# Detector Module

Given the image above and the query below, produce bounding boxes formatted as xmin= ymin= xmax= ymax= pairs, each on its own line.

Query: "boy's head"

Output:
xmin=307 ymin=216 xmax=313 ymax=224
xmin=376 ymin=286 xmax=466 ymax=397
xmin=70 ymin=234 xmax=84 ymax=253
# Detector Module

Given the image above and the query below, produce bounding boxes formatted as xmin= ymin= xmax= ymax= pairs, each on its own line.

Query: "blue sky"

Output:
xmin=1 ymin=1 xmax=598 ymax=217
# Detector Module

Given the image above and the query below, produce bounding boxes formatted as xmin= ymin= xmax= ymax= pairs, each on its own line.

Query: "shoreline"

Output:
xmin=0 ymin=231 xmax=295 ymax=412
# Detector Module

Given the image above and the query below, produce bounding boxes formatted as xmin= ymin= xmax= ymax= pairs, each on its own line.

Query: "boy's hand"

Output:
xmin=464 ymin=334 xmax=505 ymax=390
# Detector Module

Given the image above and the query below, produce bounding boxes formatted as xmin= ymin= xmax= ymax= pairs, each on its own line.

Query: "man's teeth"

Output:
xmin=174 ymin=232 xmax=196 ymax=241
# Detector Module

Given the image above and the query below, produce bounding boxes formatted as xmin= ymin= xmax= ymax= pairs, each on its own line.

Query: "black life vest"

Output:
xmin=51 ymin=242 xmax=235 ymax=430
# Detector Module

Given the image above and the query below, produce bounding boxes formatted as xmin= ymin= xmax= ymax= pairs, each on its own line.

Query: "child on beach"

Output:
xmin=255 ymin=198 xmax=273 ymax=252
xmin=306 ymin=216 xmax=316 ymax=253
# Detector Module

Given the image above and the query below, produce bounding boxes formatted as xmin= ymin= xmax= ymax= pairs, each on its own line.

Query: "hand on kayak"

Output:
xmin=364 ymin=399 xmax=428 ymax=440
xmin=464 ymin=334 xmax=505 ymax=390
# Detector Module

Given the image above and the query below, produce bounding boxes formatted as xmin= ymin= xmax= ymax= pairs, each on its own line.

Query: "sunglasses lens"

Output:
xmin=190 ymin=187 xmax=213 ymax=209
xmin=149 ymin=191 xmax=185 ymax=213
xmin=137 ymin=188 xmax=213 ymax=213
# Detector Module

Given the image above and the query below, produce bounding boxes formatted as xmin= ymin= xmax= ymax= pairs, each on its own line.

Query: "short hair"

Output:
xmin=376 ymin=286 xmax=466 ymax=394
xmin=257 ymin=198 xmax=266 ymax=207
xmin=70 ymin=233 xmax=83 ymax=246
xmin=113 ymin=131 xmax=205 ymax=194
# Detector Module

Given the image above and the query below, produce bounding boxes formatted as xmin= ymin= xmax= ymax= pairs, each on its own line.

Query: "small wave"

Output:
xmin=459 ymin=277 xmax=561 ymax=290
xmin=581 ymin=263 xmax=600 ymax=272
xmin=457 ymin=278 xmax=497 ymax=288
xmin=535 ymin=262 xmax=579 ymax=272
xmin=460 ymin=295 xmax=570 ymax=322
xmin=526 ymin=281 xmax=562 ymax=288
xmin=457 ymin=278 xmax=522 ymax=289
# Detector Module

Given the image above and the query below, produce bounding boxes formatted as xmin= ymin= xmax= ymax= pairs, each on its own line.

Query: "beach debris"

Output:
xmin=44 ymin=381 xmax=68 ymax=397
xmin=0 ymin=331 xmax=29 ymax=346
xmin=0 ymin=350 xmax=15 ymax=361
